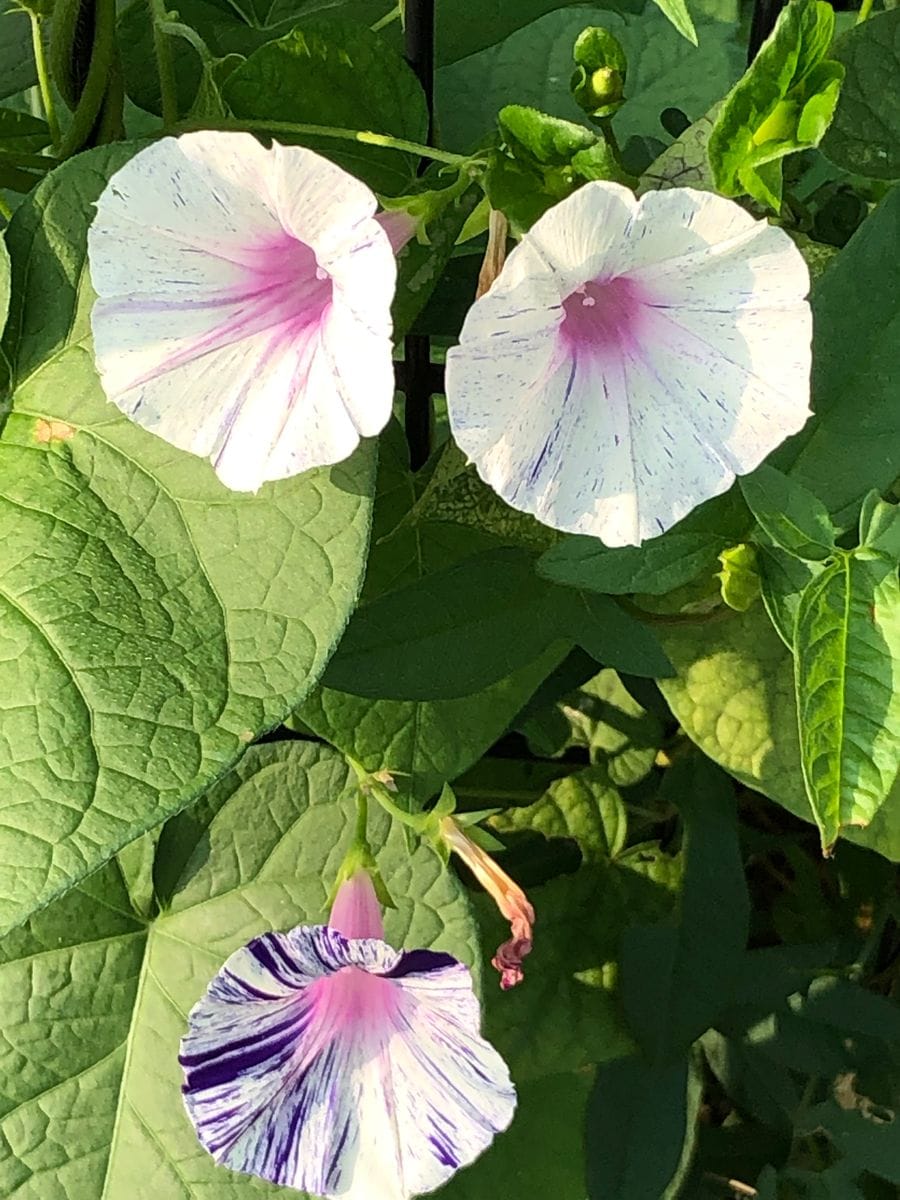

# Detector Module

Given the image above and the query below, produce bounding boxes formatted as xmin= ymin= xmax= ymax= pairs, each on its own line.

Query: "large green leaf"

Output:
xmin=0 ymin=741 xmax=479 ymax=1198
xmin=657 ymin=606 xmax=900 ymax=859
xmin=822 ymin=8 xmax=900 ymax=181
xmin=0 ymin=146 xmax=376 ymax=932
xmin=793 ymin=553 xmax=900 ymax=850
xmin=436 ymin=0 xmax=594 ymax=66
xmin=435 ymin=5 xmax=743 ymax=152
xmin=222 ymin=16 xmax=428 ymax=194
xmin=294 ymin=648 xmax=564 ymax=807
xmin=774 ymin=185 xmax=900 ymax=522
xmin=323 ymin=547 xmax=672 ymax=700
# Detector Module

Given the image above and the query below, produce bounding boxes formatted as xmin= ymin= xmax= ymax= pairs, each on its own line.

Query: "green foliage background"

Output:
xmin=0 ymin=0 xmax=898 ymax=1198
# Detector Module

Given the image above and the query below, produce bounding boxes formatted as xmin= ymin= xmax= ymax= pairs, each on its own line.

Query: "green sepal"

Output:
xmin=378 ymin=169 xmax=471 ymax=247
xmin=327 ymin=838 xmax=396 ymax=913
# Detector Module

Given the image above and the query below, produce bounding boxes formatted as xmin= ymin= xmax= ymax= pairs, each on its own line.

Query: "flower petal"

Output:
xmin=181 ymin=928 xmax=514 ymax=1198
xmin=341 ymin=950 xmax=516 ymax=1199
xmin=445 ymin=181 xmax=813 ymax=546
xmin=88 ymin=132 xmax=396 ymax=490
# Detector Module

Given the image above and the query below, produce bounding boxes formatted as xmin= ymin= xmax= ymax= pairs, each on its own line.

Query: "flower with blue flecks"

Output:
xmin=445 ymin=182 xmax=813 ymax=548
xmin=88 ymin=131 xmax=400 ymax=492
xmin=180 ymin=869 xmax=516 ymax=1198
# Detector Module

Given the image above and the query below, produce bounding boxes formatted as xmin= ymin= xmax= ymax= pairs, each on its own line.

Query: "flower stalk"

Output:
xmin=176 ymin=118 xmax=471 ymax=167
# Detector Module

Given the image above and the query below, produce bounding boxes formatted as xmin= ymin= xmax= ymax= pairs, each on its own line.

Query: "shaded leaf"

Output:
xmin=222 ymin=16 xmax=428 ymax=193
xmin=436 ymin=6 xmax=742 ymax=152
xmin=0 ymin=1 xmax=37 ymax=99
xmin=294 ymin=647 xmax=565 ymax=807
xmin=741 ymin=464 xmax=837 ymax=561
xmin=439 ymin=1071 xmax=594 ymax=1200
xmin=620 ymin=757 xmax=749 ymax=1059
xmin=586 ymin=1052 xmax=703 ymax=1199
xmin=323 ymin=548 xmax=672 ymax=700
xmin=823 ymin=9 xmax=900 ymax=181
xmin=775 ymin=185 xmax=900 ymax=522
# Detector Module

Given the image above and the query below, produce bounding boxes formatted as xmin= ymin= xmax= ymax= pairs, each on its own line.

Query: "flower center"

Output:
xmin=559 ymin=274 xmax=647 ymax=355
xmin=241 ymin=231 xmax=334 ymax=336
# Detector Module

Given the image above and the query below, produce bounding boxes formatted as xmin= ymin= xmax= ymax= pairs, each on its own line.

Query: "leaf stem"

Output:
xmin=857 ymin=0 xmax=874 ymax=21
xmin=177 ymin=118 xmax=469 ymax=166
xmin=28 ymin=12 xmax=61 ymax=150
xmin=148 ymin=0 xmax=179 ymax=126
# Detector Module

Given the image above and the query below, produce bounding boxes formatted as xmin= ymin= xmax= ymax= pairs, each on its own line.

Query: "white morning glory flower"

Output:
xmin=445 ymin=182 xmax=813 ymax=547
xmin=180 ymin=870 xmax=516 ymax=1198
xmin=88 ymin=131 xmax=398 ymax=491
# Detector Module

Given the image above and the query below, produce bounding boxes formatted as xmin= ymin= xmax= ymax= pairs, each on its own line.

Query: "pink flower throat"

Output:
xmin=560 ymin=274 xmax=649 ymax=353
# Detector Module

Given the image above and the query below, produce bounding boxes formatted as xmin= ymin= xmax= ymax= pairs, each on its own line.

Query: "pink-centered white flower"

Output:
xmin=180 ymin=870 xmax=515 ymax=1198
xmin=87 ymin=131 xmax=398 ymax=491
xmin=446 ymin=182 xmax=813 ymax=548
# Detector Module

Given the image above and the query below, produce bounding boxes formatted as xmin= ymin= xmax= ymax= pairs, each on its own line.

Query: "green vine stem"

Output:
xmin=857 ymin=0 xmax=874 ymax=22
xmin=345 ymin=757 xmax=431 ymax=833
xmin=371 ymin=4 xmax=401 ymax=33
xmin=148 ymin=0 xmax=179 ymax=127
xmin=28 ymin=12 xmax=61 ymax=150
xmin=178 ymin=118 xmax=471 ymax=167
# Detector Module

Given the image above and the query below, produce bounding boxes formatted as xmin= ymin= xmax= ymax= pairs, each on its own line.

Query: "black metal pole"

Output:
xmin=402 ymin=0 xmax=436 ymax=470
xmin=748 ymin=0 xmax=788 ymax=63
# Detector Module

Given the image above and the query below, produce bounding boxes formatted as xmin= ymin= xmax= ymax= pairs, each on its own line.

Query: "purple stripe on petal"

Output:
xmin=379 ymin=948 xmax=460 ymax=978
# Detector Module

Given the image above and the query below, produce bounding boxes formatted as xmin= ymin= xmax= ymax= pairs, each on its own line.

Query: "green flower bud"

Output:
xmin=570 ymin=26 xmax=627 ymax=119
xmin=717 ymin=543 xmax=761 ymax=613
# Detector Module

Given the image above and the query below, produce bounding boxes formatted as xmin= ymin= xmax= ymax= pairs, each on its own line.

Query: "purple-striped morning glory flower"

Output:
xmin=445 ymin=182 xmax=813 ymax=548
xmin=87 ymin=132 xmax=398 ymax=491
xmin=180 ymin=870 xmax=516 ymax=1197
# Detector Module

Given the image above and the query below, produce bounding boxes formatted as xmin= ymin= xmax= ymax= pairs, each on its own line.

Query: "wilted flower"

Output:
xmin=88 ymin=131 xmax=398 ymax=491
xmin=440 ymin=816 xmax=535 ymax=990
xmin=445 ymin=181 xmax=812 ymax=548
xmin=180 ymin=870 xmax=515 ymax=1197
